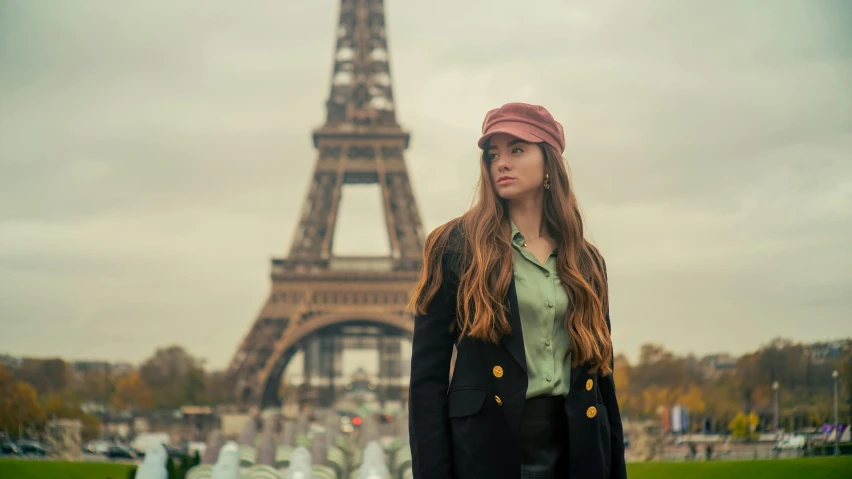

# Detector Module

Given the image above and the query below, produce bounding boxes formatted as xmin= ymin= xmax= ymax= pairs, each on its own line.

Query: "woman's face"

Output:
xmin=486 ymin=133 xmax=546 ymax=201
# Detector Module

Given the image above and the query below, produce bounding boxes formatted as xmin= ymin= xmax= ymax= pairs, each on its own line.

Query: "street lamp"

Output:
xmin=772 ymin=381 xmax=780 ymax=440
xmin=832 ymin=370 xmax=839 ymax=456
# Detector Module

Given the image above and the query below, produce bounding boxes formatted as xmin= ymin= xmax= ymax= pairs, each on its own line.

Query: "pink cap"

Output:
xmin=477 ymin=102 xmax=566 ymax=154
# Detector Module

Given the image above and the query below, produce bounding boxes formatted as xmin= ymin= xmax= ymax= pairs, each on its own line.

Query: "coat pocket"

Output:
xmin=447 ymin=387 xmax=486 ymax=418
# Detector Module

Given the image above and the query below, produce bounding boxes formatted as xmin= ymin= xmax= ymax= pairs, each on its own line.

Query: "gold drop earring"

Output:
xmin=543 ymin=173 xmax=551 ymax=190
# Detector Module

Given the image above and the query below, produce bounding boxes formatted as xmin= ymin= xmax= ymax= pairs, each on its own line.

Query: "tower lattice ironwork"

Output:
xmin=227 ymin=0 xmax=424 ymax=409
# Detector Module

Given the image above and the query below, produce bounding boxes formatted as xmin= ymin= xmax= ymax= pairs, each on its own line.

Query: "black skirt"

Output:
xmin=519 ymin=395 xmax=570 ymax=478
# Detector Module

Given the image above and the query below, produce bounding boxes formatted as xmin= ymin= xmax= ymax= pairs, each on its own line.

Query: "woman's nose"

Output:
xmin=493 ymin=158 xmax=510 ymax=172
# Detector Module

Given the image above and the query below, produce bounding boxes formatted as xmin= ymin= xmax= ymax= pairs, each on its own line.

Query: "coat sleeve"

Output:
xmin=409 ymin=252 xmax=459 ymax=478
xmin=600 ymin=311 xmax=627 ymax=479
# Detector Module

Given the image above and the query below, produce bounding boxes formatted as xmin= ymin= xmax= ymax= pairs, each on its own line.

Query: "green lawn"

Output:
xmin=627 ymin=456 xmax=852 ymax=479
xmin=0 ymin=459 xmax=135 ymax=479
xmin=0 ymin=456 xmax=850 ymax=478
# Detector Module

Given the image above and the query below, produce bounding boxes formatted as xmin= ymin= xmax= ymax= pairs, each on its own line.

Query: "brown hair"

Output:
xmin=408 ymin=143 xmax=612 ymax=375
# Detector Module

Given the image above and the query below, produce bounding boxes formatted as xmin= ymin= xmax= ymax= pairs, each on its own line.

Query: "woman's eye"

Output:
xmin=512 ymin=148 xmax=523 ymax=154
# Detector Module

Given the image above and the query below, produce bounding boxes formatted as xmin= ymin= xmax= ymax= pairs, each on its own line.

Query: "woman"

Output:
xmin=407 ymin=102 xmax=626 ymax=479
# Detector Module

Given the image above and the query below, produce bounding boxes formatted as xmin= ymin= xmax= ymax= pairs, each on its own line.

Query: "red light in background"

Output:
xmin=352 ymin=416 xmax=362 ymax=426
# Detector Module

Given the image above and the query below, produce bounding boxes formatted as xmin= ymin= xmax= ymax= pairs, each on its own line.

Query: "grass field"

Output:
xmin=0 ymin=459 xmax=134 ymax=479
xmin=628 ymin=456 xmax=852 ymax=479
xmin=0 ymin=456 xmax=850 ymax=478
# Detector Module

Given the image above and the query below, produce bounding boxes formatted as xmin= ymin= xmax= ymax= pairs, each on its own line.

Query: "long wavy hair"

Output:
xmin=408 ymin=143 xmax=613 ymax=375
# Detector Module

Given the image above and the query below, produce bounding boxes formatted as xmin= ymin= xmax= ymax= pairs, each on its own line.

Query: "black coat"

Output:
xmin=408 ymin=233 xmax=627 ymax=479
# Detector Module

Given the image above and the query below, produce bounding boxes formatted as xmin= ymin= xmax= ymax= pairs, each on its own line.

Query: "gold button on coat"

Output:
xmin=586 ymin=379 xmax=593 ymax=391
xmin=492 ymin=366 xmax=504 ymax=378
xmin=586 ymin=406 xmax=597 ymax=418
xmin=495 ymin=395 xmax=503 ymax=406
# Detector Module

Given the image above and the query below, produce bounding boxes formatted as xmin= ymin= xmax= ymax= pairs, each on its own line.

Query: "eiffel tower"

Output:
xmin=227 ymin=0 xmax=424 ymax=409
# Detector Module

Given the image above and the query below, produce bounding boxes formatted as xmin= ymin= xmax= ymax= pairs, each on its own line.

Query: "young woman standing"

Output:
xmin=407 ymin=103 xmax=627 ymax=479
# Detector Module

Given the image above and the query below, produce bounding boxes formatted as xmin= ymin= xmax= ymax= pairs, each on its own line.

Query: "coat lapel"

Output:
xmin=501 ymin=278 xmax=527 ymax=373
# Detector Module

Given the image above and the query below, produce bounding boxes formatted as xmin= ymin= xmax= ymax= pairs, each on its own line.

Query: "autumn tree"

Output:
xmin=140 ymin=346 xmax=207 ymax=409
xmin=15 ymin=358 xmax=73 ymax=396
xmin=0 ymin=365 xmax=45 ymax=437
xmin=703 ymin=374 xmax=740 ymax=429
xmin=74 ymin=364 xmax=117 ymax=404
xmin=42 ymin=393 xmax=102 ymax=441
xmin=112 ymin=372 xmax=154 ymax=411
xmin=612 ymin=354 xmax=636 ymax=414
xmin=78 ymin=413 xmax=103 ymax=442
xmin=627 ymin=344 xmax=696 ymax=419
xmin=676 ymin=384 xmax=706 ymax=415
xmin=621 ymin=338 xmax=850 ymax=432
xmin=729 ymin=412 xmax=759 ymax=441
xmin=633 ymin=344 xmax=684 ymax=390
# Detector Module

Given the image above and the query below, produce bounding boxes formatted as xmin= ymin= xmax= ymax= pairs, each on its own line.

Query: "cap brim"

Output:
xmin=477 ymin=124 xmax=547 ymax=150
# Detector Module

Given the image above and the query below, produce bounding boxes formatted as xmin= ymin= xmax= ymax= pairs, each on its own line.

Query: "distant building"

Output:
xmin=1 ymin=354 xmax=130 ymax=378
xmin=0 ymin=354 xmax=22 ymax=369
xmin=699 ymin=354 xmax=736 ymax=380
xmin=806 ymin=341 xmax=844 ymax=364
xmin=71 ymin=360 xmax=134 ymax=375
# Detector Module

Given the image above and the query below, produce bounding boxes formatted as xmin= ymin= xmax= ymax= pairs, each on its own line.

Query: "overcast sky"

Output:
xmin=1 ymin=0 xmax=850 ymax=371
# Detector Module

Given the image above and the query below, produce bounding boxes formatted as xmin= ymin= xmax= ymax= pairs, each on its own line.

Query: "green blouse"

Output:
xmin=510 ymin=220 xmax=572 ymax=398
